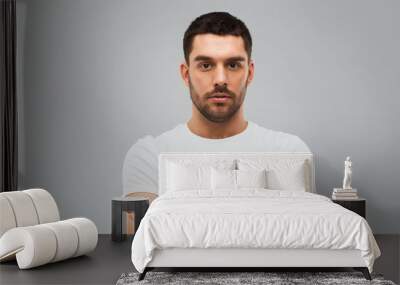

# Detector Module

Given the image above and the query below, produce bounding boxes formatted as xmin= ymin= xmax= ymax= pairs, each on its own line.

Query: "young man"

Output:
xmin=123 ymin=12 xmax=310 ymax=195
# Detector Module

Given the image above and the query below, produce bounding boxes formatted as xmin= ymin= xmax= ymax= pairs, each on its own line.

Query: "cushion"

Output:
xmin=237 ymin=158 xmax=308 ymax=191
xmin=211 ymin=168 xmax=237 ymax=190
xmin=0 ymin=218 xmax=97 ymax=269
xmin=0 ymin=196 xmax=16 ymax=237
xmin=0 ymin=191 xmax=39 ymax=227
xmin=0 ymin=189 xmax=60 ymax=238
xmin=0 ymin=189 xmax=98 ymax=269
xmin=166 ymin=162 xmax=211 ymax=191
xmin=211 ymin=168 xmax=268 ymax=190
xmin=166 ymin=160 xmax=236 ymax=192
xmin=23 ymin=189 xmax=60 ymax=224
xmin=236 ymin=169 xmax=268 ymax=188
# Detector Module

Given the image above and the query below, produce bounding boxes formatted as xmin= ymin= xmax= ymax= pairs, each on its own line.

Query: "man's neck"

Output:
xmin=187 ymin=117 xmax=248 ymax=139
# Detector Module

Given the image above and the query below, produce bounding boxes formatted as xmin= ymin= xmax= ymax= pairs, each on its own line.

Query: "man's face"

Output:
xmin=181 ymin=34 xmax=254 ymax=123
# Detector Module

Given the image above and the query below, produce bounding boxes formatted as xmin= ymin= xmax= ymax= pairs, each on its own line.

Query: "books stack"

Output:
xmin=332 ymin=188 xmax=358 ymax=200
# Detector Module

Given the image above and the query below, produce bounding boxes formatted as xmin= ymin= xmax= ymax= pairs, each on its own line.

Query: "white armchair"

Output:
xmin=0 ymin=188 xmax=98 ymax=269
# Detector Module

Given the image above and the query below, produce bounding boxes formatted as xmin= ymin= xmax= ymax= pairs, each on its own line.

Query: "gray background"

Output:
xmin=16 ymin=0 xmax=399 ymax=234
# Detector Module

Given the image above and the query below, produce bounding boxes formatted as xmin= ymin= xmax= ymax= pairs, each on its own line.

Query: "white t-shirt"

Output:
xmin=122 ymin=121 xmax=310 ymax=195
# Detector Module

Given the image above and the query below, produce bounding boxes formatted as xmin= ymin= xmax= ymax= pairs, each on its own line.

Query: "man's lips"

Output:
xmin=208 ymin=96 xmax=231 ymax=103
xmin=208 ymin=93 xmax=232 ymax=103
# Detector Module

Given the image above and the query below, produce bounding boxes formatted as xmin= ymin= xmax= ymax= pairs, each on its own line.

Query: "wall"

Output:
xmin=17 ymin=0 xmax=399 ymax=233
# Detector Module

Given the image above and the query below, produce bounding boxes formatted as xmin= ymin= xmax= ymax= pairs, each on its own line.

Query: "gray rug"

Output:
xmin=116 ymin=271 xmax=397 ymax=285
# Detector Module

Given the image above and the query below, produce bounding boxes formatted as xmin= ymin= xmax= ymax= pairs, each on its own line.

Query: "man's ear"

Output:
xmin=180 ymin=61 xmax=190 ymax=87
xmin=246 ymin=59 xmax=254 ymax=86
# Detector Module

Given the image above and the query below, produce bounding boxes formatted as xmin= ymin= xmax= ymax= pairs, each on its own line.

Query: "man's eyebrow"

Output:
xmin=193 ymin=55 xmax=213 ymax=62
xmin=225 ymin=56 xmax=246 ymax=62
xmin=193 ymin=55 xmax=247 ymax=62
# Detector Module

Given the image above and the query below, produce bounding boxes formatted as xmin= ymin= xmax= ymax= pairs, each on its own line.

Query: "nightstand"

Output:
xmin=111 ymin=197 xmax=149 ymax=242
xmin=332 ymin=197 xmax=366 ymax=218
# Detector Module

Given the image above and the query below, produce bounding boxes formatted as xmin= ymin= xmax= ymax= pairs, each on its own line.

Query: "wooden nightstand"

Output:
xmin=332 ymin=197 xmax=366 ymax=218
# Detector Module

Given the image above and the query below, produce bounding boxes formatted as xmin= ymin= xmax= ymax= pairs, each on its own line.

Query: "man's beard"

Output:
xmin=188 ymin=77 xmax=247 ymax=123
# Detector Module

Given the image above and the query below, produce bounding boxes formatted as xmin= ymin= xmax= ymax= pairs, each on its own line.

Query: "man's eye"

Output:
xmin=199 ymin=63 xmax=212 ymax=70
xmin=228 ymin=62 xmax=241 ymax=69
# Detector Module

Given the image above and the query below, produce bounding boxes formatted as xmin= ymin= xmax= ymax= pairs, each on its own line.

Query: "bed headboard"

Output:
xmin=158 ymin=152 xmax=316 ymax=195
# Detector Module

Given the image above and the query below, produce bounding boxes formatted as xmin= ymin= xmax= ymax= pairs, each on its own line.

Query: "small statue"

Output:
xmin=342 ymin=156 xmax=352 ymax=190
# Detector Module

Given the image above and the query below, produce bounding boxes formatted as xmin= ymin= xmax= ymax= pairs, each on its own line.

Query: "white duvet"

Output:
xmin=131 ymin=189 xmax=381 ymax=273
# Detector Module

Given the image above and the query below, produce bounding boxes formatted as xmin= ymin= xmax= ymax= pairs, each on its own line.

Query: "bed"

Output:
xmin=130 ymin=152 xmax=381 ymax=281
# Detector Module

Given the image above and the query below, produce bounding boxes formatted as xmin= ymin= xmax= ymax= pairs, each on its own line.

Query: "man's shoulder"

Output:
xmin=126 ymin=123 xmax=184 ymax=154
xmin=126 ymin=134 xmax=156 ymax=152
xmin=154 ymin=123 xmax=185 ymax=142
xmin=252 ymin=121 xmax=299 ymax=139
xmin=123 ymin=135 xmax=158 ymax=170
xmin=251 ymin=122 xmax=311 ymax=152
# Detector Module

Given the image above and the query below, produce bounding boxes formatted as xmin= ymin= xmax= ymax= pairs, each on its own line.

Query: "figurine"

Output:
xmin=342 ymin=156 xmax=352 ymax=190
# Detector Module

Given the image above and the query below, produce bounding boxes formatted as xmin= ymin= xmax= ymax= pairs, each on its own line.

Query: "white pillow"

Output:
xmin=166 ymin=160 xmax=236 ymax=192
xmin=167 ymin=162 xmax=210 ymax=191
xmin=211 ymin=168 xmax=236 ymax=190
xmin=236 ymin=169 xmax=267 ymax=188
xmin=237 ymin=159 xmax=308 ymax=191
xmin=211 ymin=168 xmax=268 ymax=190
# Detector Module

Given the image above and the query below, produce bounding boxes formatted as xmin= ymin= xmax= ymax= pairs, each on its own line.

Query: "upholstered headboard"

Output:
xmin=158 ymin=152 xmax=315 ymax=195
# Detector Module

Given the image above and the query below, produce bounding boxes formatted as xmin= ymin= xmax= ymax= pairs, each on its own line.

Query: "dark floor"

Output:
xmin=0 ymin=234 xmax=398 ymax=285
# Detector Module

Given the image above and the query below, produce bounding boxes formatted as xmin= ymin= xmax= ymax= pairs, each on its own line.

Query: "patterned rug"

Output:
xmin=116 ymin=271 xmax=397 ymax=285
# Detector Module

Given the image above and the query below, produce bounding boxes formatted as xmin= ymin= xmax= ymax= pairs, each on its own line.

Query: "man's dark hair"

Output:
xmin=183 ymin=12 xmax=252 ymax=64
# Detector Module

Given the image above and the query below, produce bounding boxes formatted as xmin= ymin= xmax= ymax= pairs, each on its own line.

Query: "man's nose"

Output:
xmin=213 ymin=65 xmax=228 ymax=86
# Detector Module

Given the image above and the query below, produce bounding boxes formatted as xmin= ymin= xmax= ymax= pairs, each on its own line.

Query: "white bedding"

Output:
xmin=131 ymin=189 xmax=381 ymax=273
